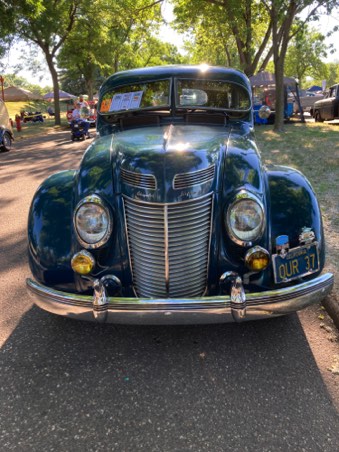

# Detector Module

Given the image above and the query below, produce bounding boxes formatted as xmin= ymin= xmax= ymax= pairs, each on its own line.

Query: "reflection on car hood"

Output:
xmin=113 ymin=124 xmax=230 ymax=203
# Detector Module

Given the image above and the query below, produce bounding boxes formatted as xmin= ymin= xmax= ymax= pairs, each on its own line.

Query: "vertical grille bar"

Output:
xmin=124 ymin=194 xmax=213 ymax=298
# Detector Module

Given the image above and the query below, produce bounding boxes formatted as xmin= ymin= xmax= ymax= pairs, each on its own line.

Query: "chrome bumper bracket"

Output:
xmin=220 ymin=272 xmax=247 ymax=321
xmin=92 ymin=275 xmax=122 ymax=322
xmin=230 ymin=276 xmax=246 ymax=322
xmin=26 ymin=273 xmax=334 ymax=325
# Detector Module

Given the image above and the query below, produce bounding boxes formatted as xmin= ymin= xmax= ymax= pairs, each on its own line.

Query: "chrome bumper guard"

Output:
xmin=26 ymin=273 xmax=334 ymax=324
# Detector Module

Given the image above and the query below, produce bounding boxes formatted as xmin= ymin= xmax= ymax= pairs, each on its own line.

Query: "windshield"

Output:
xmin=176 ymin=79 xmax=251 ymax=111
xmin=98 ymin=77 xmax=251 ymax=116
xmin=99 ymin=80 xmax=171 ymax=114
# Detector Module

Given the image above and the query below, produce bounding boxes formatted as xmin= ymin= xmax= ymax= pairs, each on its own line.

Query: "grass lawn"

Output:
xmin=255 ymin=121 xmax=339 ymax=297
xmin=255 ymin=121 xmax=338 ymax=222
xmin=6 ymin=100 xmax=72 ymax=140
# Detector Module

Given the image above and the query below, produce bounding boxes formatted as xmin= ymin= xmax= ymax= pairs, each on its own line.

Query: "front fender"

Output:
xmin=266 ymin=165 xmax=325 ymax=269
xmin=28 ymin=170 xmax=77 ymax=286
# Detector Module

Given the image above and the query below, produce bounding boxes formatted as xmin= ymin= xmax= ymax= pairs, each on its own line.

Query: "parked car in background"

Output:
xmin=26 ymin=65 xmax=333 ymax=325
xmin=294 ymin=90 xmax=324 ymax=114
xmin=311 ymin=84 xmax=339 ymax=121
xmin=0 ymin=98 xmax=13 ymax=152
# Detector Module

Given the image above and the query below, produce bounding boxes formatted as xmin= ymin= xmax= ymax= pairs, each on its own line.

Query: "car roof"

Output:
xmin=100 ymin=65 xmax=251 ymax=94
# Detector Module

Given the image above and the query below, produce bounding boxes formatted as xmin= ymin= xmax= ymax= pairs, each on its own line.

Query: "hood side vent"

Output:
xmin=173 ymin=165 xmax=215 ymax=190
xmin=121 ymin=168 xmax=157 ymax=190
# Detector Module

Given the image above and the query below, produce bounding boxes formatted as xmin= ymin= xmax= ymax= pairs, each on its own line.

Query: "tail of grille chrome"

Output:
xmin=123 ymin=194 xmax=213 ymax=298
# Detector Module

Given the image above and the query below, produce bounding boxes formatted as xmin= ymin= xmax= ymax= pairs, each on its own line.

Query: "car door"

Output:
xmin=322 ymin=86 xmax=337 ymax=120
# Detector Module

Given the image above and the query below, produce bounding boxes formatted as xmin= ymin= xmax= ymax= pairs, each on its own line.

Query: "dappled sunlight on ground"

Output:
xmin=0 ymin=129 xmax=92 ymax=346
xmin=0 ymin=130 xmax=91 ymax=185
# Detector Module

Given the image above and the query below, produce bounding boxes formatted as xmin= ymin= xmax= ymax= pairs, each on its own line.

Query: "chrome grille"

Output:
xmin=124 ymin=194 xmax=213 ymax=298
xmin=121 ymin=168 xmax=156 ymax=190
xmin=173 ymin=165 xmax=215 ymax=189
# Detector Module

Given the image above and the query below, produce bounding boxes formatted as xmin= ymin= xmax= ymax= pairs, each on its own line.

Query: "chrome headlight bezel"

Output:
xmin=74 ymin=194 xmax=113 ymax=249
xmin=226 ymin=191 xmax=265 ymax=247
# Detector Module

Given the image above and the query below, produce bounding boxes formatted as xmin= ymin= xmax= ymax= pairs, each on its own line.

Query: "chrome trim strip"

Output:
xmin=164 ymin=204 xmax=169 ymax=291
xmin=27 ymin=273 xmax=333 ymax=324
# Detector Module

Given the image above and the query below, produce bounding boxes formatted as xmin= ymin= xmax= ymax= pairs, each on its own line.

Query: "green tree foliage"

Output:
xmin=324 ymin=61 xmax=339 ymax=87
xmin=6 ymin=0 xmax=80 ymax=125
xmin=1 ymin=72 xmax=51 ymax=95
xmin=284 ymin=24 xmax=328 ymax=86
xmin=120 ymin=36 xmax=188 ymax=69
xmin=0 ymin=1 xmax=17 ymax=60
xmin=173 ymin=0 xmax=272 ymax=76
xmin=58 ymin=0 xmax=178 ymax=100
xmin=260 ymin=0 xmax=338 ymax=131
xmin=179 ymin=14 xmax=240 ymax=68
xmin=173 ymin=0 xmax=339 ymax=132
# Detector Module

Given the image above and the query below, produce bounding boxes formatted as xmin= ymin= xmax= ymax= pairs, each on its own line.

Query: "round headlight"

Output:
xmin=74 ymin=195 xmax=112 ymax=248
xmin=226 ymin=194 xmax=265 ymax=246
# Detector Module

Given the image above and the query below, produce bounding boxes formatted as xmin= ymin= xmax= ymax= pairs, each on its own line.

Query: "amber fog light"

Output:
xmin=245 ymin=246 xmax=270 ymax=271
xmin=71 ymin=250 xmax=95 ymax=275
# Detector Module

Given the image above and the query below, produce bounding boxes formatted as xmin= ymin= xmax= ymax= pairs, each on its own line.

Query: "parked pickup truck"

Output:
xmin=311 ymin=84 xmax=339 ymax=121
xmin=294 ymin=91 xmax=323 ymax=113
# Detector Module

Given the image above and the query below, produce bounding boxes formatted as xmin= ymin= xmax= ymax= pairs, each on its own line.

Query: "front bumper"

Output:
xmin=26 ymin=273 xmax=334 ymax=324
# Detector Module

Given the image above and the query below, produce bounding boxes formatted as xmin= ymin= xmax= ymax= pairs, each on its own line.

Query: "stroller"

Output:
xmin=70 ymin=119 xmax=87 ymax=141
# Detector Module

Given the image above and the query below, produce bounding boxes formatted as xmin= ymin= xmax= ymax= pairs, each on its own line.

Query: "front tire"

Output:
xmin=0 ymin=132 xmax=12 ymax=152
xmin=314 ymin=111 xmax=324 ymax=122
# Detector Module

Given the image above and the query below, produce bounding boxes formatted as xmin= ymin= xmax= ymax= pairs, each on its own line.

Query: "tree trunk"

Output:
xmin=274 ymin=57 xmax=285 ymax=132
xmin=45 ymin=53 xmax=61 ymax=126
xmin=86 ymin=79 xmax=94 ymax=101
xmin=270 ymin=1 xmax=297 ymax=132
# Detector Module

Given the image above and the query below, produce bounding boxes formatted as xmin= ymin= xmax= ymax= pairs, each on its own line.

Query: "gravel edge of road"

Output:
xmin=323 ymin=295 xmax=339 ymax=330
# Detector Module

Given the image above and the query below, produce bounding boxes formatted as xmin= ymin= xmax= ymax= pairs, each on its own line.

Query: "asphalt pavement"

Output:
xmin=0 ymin=130 xmax=338 ymax=451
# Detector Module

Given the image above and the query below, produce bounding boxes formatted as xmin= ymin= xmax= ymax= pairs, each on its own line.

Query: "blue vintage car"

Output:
xmin=26 ymin=65 xmax=333 ymax=324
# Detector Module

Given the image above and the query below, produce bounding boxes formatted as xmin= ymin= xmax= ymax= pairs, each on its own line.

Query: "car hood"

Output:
xmin=112 ymin=124 xmax=230 ymax=203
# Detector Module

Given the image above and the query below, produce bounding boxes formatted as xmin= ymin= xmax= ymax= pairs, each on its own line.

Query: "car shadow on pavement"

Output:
xmin=1 ymin=307 xmax=338 ymax=451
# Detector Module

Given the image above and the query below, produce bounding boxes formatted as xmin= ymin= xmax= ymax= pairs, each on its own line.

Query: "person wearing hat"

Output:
xmin=72 ymin=101 xmax=90 ymax=138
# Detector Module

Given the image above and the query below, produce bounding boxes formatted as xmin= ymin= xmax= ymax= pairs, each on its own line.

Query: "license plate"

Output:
xmin=272 ymin=243 xmax=320 ymax=284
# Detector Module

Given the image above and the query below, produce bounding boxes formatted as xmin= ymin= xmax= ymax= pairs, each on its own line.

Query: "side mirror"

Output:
xmin=258 ymin=105 xmax=271 ymax=119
